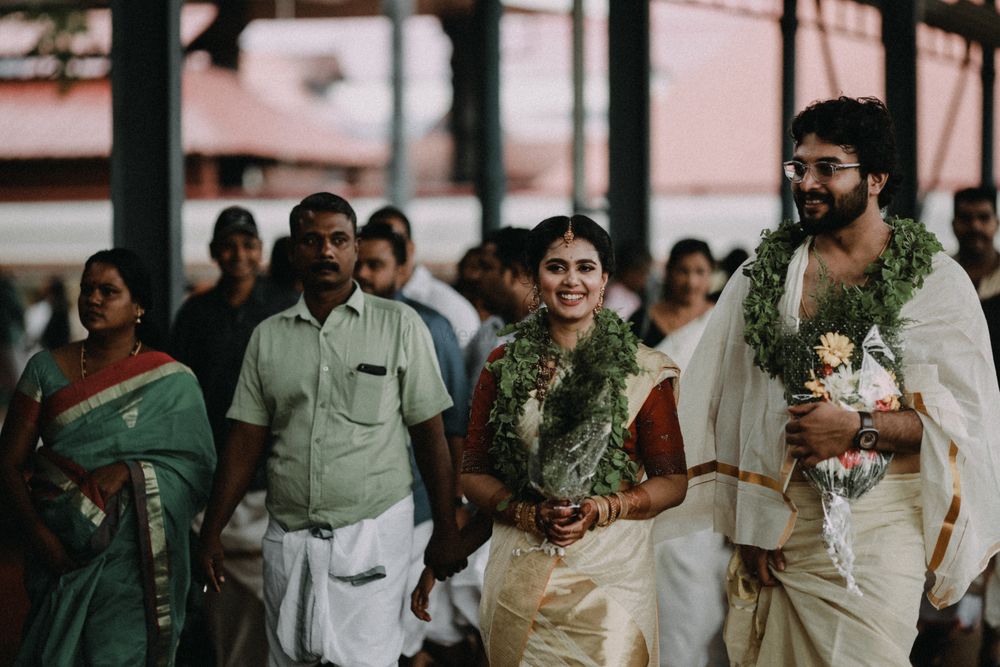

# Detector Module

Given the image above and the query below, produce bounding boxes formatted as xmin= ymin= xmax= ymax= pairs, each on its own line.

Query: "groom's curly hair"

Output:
xmin=791 ymin=96 xmax=900 ymax=210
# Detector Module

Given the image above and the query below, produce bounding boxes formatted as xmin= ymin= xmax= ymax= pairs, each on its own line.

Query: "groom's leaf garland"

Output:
xmin=742 ymin=217 xmax=941 ymax=382
xmin=487 ymin=308 xmax=641 ymax=499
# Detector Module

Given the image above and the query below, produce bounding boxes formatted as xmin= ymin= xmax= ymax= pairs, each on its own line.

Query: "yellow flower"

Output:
xmin=804 ymin=370 xmax=829 ymax=400
xmin=814 ymin=332 xmax=855 ymax=368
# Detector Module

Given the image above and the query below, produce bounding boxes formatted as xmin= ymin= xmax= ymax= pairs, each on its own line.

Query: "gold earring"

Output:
xmin=594 ymin=286 xmax=605 ymax=314
xmin=529 ymin=285 xmax=541 ymax=313
xmin=136 ymin=311 xmax=143 ymax=324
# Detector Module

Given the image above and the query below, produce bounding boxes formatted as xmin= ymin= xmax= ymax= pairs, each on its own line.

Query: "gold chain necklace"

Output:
xmin=80 ymin=339 xmax=142 ymax=378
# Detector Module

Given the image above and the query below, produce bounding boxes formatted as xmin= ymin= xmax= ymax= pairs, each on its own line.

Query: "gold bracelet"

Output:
xmin=608 ymin=494 xmax=621 ymax=524
xmin=529 ymin=503 xmax=542 ymax=535
xmin=515 ymin=501 xmax=540 ymax=535
xmin=593 ymin=495 xmax=612 ymax=527
xmin=615 ymin=491 xmax=631 ymax=520
xmin=595 ymin=496 xmax=611 ymax=528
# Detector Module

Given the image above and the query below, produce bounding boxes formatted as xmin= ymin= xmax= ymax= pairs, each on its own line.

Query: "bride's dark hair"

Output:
xmin=524 ymin=215 xmax=616 ymax=278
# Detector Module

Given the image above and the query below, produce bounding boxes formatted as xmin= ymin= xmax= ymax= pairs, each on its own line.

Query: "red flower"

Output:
xmin=838 ymin=449 xmax=863 ymax=469
xmin=823 ymin=364 xmax=834 ymax=377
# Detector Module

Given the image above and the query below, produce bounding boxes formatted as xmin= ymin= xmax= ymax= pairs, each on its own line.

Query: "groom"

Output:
xmin=678 ymin=96 xmax=1000 ymax=665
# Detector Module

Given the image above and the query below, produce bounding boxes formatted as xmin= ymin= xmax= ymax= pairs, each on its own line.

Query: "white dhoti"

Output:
xmin=655 ymin=528 xmax=730 ymax=666
xmin=400 ymin=520 xmax=435 ymax=657
xmin=726 ymin=475 xmax=925 ymax=667
xmin=400 ymin=521 xmax=490 ymax=655
xmin=262 ymin=495 xmax=414 ymax=667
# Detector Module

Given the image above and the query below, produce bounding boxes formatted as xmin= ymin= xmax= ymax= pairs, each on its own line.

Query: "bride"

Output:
xmin=460 ymin=215 xmax=689 ymax=666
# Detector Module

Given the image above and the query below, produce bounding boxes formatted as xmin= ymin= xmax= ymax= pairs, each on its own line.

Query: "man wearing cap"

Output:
xmin=170 ymin=205 xmax=298 ymax=666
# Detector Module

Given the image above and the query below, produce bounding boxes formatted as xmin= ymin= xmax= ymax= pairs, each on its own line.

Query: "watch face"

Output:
xmin=858 ymin=431 xmax=878 ymax=450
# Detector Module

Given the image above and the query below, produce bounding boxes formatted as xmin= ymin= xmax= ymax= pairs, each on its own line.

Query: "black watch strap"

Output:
xmin=859 ymin=411 xmax=874 ymax=431
xmin=854 ymin=411 xmax=879 ymax=450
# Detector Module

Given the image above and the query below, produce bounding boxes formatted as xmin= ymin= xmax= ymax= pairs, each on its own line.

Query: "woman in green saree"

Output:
xmin=0 ymin=249 xmax=216 ymax=666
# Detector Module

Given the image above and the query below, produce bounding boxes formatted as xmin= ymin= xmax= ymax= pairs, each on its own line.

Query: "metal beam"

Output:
xmin=851 ymin=0 xmax=1000 ymax=48
xmin=110 ymin=0 xmax=183 ymax=339
xmin=984 ymin=0 xmax=996 ymax=187
xmin=608 ymin=0 xmax=650 ymax=250
xmin=571 ymin=0 xmax=586 ymax=213
xmin=882 ymin=1 xmax=919 ymax=218
xmin=475 ymin=0 xmax=505 ymax=236
xmin=780 ymin=0 xmax=797 ymax=223
xmin=385 ymin=0 xmax=413 ymax=207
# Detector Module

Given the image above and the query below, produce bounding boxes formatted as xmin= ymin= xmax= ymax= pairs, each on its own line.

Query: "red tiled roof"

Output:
xmin=0 ymin=64 xmax=386 ymax=168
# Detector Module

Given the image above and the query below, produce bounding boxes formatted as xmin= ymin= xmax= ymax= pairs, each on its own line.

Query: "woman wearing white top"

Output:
xmin=634 ymin=239 xmax=731 ymax=667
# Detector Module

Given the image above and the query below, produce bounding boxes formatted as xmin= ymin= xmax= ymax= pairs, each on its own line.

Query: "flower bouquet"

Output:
xmin=529 ymin=386 xmax=614 ymax=503
xmin=519 ymin=349 xmax=623 ymax=556
xmin=784 ymin=323 xmax=902 ymax=595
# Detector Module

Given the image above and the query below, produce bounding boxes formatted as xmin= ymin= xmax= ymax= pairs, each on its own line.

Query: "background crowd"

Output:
xmin=0 ymin=181 xmax=999 ymax=665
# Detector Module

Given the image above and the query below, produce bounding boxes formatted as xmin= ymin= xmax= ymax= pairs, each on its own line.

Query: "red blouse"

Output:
xmin=461 ymin=346 xmax=686 ymax=479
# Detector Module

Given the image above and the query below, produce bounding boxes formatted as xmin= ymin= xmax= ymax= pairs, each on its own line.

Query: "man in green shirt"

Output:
xmin=198 ymin=192 xmax=465 ymax=667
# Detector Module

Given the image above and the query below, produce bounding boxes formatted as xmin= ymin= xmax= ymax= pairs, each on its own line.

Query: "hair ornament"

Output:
xmin=563 ymin=219 xmax=575 ymax=246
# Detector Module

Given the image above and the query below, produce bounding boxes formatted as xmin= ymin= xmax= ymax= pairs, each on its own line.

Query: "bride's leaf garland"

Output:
xmin=487 ymin=308 xmax=641 ymax=499
xmin=742 ymin=217 xmax=941 ymax=381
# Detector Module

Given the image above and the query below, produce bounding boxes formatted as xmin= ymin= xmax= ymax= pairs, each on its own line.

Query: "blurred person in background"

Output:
xmin=629 ymin=238 xmax=729 ymax=666
xmin=355 ymin=222 xmax=482 ymax=666
xmin=454 ymin=246 xmax=494 ymax=322
xmin=0 ymin=248 xmax=215 ymax=665
xmin=368 ymin=206 xmax=481 ymax=349
xmin=630 ymin=239 xmax=715 ymax=366
xmin=913 ymin=185 xmax=1000 ymax=667
xmin=23 ymin=276 xmax=71 ymax=356
xmin=953 ymin=186 xmax=1000 ymax=300
xmin=169 ymin=206 xmax=298 ymax=667
xmin=463 ymin=227 xmax=532 ymax=396
xmin=603 ymin=239 xmax=652 ymax=321
xmin=0 ymin=271 xmax=25 ymax=408
xmin=710 ymin=247 xmax=750 ymax=301
xmin=269 ymin=235 xmax=301 ymax=300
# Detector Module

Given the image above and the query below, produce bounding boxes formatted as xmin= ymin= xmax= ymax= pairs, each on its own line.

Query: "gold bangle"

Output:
xmin=593 ymin=495 xmax=612 ymax=527
xmin=528 ymin=503 xmax=542 ymax=536
xmin=608 ymin=494 xmax=621 ymax=524
xmin=596 ymin=496 xmax=611 ymax=528
xmin=587 ymin=496 xmax=600 ymax=527
xmin=515 ymin=501 xmax=539 ymax=535
xmin=615 ymin=491 xmax=631 ymax=520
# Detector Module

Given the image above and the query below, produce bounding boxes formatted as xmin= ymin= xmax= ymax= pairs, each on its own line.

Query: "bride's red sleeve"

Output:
xmin=461 ymin=345 xmax=506 ymax=475
xmin=632 ymin=379 xmax=686 ymax=477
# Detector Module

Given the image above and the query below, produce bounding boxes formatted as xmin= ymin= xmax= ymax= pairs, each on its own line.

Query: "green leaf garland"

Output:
xmin=486 ymin=308 xmax=641 ymax=499
xmin=742 ymin=217 xmax=942 ymax=381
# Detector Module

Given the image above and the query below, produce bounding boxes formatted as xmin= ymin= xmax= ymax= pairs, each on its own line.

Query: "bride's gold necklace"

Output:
xmin=80 ymin=339 xmax=142 ymax=378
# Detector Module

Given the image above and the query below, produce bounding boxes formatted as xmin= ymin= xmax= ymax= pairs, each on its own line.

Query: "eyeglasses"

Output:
xmin=783 ymin=160 xmax=861 ymax=184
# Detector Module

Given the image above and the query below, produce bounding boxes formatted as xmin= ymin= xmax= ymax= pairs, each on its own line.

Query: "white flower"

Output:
xmin=824 ymin=364 xmax=860 ymax=405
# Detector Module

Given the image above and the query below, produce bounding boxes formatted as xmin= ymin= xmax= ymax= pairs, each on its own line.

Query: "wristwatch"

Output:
xmin=853 ymin=411 xmax=879 ymax=451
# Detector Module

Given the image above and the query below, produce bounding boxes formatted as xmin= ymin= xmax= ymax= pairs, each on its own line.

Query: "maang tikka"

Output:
xmin=563 ymin=219 xmax=575 ymax=246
